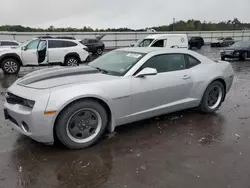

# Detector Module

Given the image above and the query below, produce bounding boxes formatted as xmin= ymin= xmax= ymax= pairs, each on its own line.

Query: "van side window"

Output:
xmin=151 ymin=40 xmax=164 ymax=47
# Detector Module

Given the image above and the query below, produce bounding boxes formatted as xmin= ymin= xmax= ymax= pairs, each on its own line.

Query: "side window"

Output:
xmin=48 ymin=40 xmax=61 ymax=48
xmin=186 ymin=55 xmax=201 ymax=68
xmin=151 ymin=40 xmax=164 ymax=47
xmin=26 ymin=39 xmax=39 ymax=50
xmin=141 ymin=54 xmax=186 ymax=73
xmin=64 ymin=41 xmax=77 ymax=47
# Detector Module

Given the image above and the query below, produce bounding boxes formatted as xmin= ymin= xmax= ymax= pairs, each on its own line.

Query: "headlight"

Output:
xmin=234 ymin=51 xmax=240 ymax=56
xmin=23 ymin=99 xmax=35 ymax=108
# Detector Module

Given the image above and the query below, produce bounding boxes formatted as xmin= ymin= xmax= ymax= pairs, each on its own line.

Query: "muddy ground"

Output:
xmin=0 ymin=46 xmax=250 ymax=188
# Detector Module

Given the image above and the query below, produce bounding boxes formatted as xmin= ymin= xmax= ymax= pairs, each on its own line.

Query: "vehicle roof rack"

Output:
xmin=36 ymin=36 xmax=76 ymax=40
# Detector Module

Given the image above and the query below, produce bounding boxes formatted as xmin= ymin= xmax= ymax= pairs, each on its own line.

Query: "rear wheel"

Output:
xmin=65 ymin=56 xmax=79 ymax=66
xmin=199 ymin=81 xmax=225 ymax=113
xmin=96 ymin=48 xmax=103 ymax=55
xmin=1 ymin=58 xmax=20 ymax=74
xmin=221 ymin=56 xmax=225 ymax=61
xmin=55 ymin=100 xmax=108 ymax=149
xmin=197 ymin=43 xmax=202 ymax=49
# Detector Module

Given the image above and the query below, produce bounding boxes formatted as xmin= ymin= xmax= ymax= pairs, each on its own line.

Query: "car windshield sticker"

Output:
xmin=126 ymin=53 xmax=142 ymax=58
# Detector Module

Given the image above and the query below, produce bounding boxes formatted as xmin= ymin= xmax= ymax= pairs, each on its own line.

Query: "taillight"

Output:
xmin=83 ymin=47 xmax=89 ymax=51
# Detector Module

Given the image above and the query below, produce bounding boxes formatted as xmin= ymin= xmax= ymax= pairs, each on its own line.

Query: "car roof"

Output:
xmin=145 ymin=34 xmax=187 ymax=39
xmin=116 ymin=47 xmax=190 ymax=54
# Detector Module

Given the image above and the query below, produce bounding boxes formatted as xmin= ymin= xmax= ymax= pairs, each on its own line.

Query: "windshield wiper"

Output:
xmin=90 ymin=66 xmax=108 ymax=74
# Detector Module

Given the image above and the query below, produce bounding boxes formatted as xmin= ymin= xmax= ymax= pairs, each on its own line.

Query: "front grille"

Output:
xmin=6 ymin=92 xmax=25 ymax=105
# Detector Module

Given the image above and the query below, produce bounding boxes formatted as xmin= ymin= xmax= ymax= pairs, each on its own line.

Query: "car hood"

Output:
xmin=16 ymin=66 xmax=117 ymax=89
xmin=0 ymin=47 xmax=21 ymax=54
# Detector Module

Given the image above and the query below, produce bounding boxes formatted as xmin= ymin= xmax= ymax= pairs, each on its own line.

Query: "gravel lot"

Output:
xmin=0 ymin=45 xmax=250 ymax=188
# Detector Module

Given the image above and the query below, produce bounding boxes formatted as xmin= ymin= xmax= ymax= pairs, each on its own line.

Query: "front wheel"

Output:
xmin=239 ymin=52 xmax=247 ymax=61
xmin=1 ymin=58 xmax=20 ymax=74
xmin=55 ymin=100 xmax=108 ymax=149
xmin=199 ymin=81 xmax=225 ymax=113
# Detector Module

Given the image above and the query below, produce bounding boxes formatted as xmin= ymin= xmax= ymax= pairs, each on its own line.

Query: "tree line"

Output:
xmin=0 ymin=18 xmax=249 ymax=32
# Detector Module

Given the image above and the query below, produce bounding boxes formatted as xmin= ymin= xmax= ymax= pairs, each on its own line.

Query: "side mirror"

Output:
xmin=21 ymin=46 xmax=27 ymax=51
xmin=136 ymin=67 xmax=157 ymax=78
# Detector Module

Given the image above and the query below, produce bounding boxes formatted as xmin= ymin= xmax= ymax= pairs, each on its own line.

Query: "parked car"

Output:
xmin=135 ymin=34 xmax=188 ymax=48
xmin=188 ymin=36 xmax=204 ymax=49
xmin=0 ymin=40 xmax=20 ymax=49
xmin=220 ymin=41 xmax=250 ymax=61
xmin=211 ymin=37 xmax=234 ymax=47
xmin=4 ymin=47 xmax=234 ymax=149
xmin=79 ymin=38 xmax=105 ymax=55
xmin=0 ymin=37 xmax=89 ymax=74
xmin=80 ymin=35 xmax=105 ymax=55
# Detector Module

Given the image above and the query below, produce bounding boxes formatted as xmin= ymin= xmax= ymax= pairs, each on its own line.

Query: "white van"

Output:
xmin=135 ymin=34 xmax=188 ymax=49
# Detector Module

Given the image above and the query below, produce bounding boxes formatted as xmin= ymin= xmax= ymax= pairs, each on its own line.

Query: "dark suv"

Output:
xmin=79 ymin=38 xmax=105 ymax=55
xmin=188 ymin=36 xmax=204 ymax=49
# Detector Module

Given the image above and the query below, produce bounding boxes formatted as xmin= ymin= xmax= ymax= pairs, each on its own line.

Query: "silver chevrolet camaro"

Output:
xmin=4 ymin=47 xmax=234 ymax=149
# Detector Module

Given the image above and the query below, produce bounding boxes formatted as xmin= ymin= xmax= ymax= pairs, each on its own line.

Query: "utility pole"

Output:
xmin=173 ymin=18 xmax=175 ymax=31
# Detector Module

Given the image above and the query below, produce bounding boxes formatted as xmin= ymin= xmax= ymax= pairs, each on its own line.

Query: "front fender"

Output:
xmin=46 ymin=85 xmax=115 ymax=131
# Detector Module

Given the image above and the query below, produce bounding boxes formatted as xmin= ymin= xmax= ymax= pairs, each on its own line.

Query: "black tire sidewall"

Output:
xmin=1 ymin=58 xmax=20 ymax=74
xmin=55 ymin=100 xmax=108 ymax=149
xmin=96 ymin=48 xmax=103 ymax=55
xmin=65 ymin=56 xmax=79 ymax=66
xmin=200 ymin=81 xmax=225 ymax=113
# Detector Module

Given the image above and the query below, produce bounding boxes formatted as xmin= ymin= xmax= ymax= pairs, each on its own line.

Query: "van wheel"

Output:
xmin=65 ymin=56 xmax=79 ymax=66
xmin=1 ymin=58 xmax=20 ymax=74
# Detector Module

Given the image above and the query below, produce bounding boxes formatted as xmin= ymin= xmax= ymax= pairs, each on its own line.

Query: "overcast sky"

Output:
xmin=1 ymin=0 xmax=250 ymax=29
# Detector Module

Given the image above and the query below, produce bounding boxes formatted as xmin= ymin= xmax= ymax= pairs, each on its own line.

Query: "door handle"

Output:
xmin=182 ymin=75 xmax=191 ymax=80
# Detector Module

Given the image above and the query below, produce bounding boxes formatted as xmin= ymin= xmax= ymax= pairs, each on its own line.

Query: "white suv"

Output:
xmin=0 ymin=38 xmax=90 ymax=74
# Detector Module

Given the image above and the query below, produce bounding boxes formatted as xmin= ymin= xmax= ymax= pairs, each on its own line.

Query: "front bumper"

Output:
xmin=4 ymin=103 xmax=55 ymax=143
xmin=3 ymin=83 xmax=55 ymax=143
xmin=220 ymin=52 xmax=240 ymax=59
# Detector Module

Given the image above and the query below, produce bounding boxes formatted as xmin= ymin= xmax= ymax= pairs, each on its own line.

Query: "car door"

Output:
xmin=37 ymin=40 xmax=48 ymax=64
xmin=129 ymin=53 xmax=194 ymax=121
xmin=47 ymin=40 xmax=66 ymax=63
xmin=21 ymin=39 xmax=40 ymax=65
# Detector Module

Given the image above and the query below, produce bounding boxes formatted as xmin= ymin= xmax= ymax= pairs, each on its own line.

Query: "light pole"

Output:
xmin=173 ymin=18 xmax=175 ymax=31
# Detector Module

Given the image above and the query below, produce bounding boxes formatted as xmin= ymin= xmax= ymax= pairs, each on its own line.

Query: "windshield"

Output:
xmin=138 ymin=39 xmax=154 ymax=47
xmin=89 ymin=50 xmax=145 ymax=76
xmin=20 ymin=40 xmax=32 ymax=47
xmin=231 ymin=41 xmax=250 ymax=48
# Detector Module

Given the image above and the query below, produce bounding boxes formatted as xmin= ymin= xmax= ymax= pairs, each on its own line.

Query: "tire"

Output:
xmin=221 ymin=56 xmax=225 ymax=61
xmin=199 ymin=81 xmax=225 ymax=113
xmin=85 ymin=55 xmax=91 ymax=63
xmin=1 ymin=58 xmax=20 ymax=74
xmin=96 ymin=48 xmax=103 ymax=55
xmin=65 ymin=56 xmax=79 ymax=66
xmin=239 ymin=52 xmax=247 ymax=61
xmin=197 ymin=43 xmax=201 ymax=49
xmin=55 ymin=100 xmax=108 ymax=149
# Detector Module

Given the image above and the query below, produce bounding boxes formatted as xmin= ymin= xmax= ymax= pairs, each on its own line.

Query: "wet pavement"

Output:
xmin=1 ymin=45 xmax=250 ymax=188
